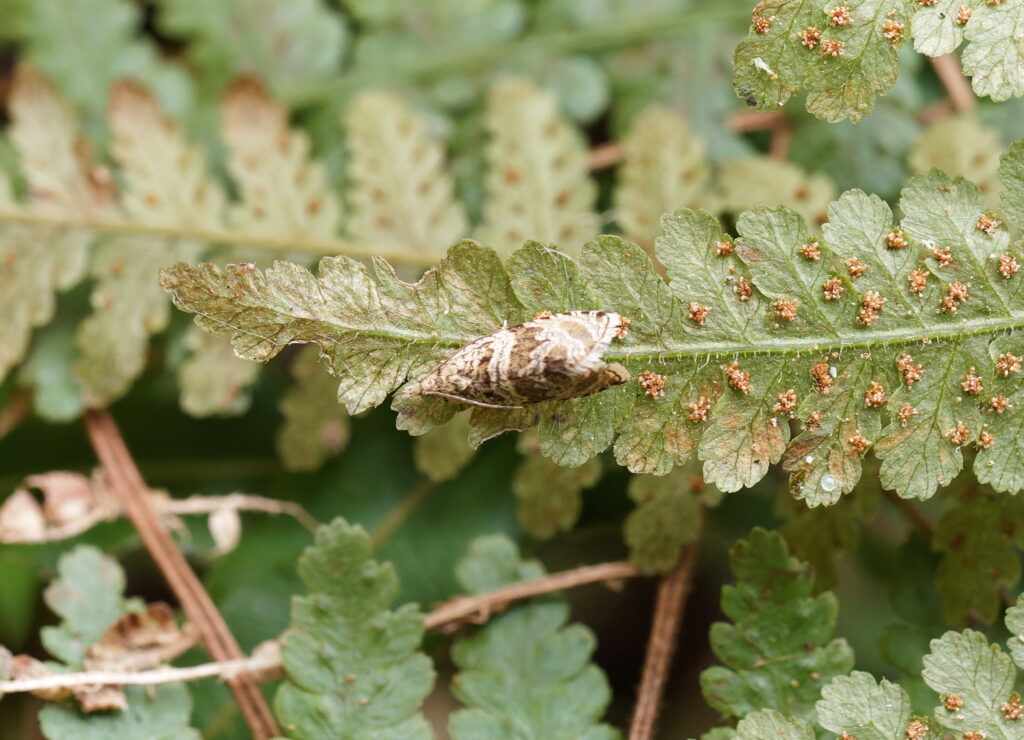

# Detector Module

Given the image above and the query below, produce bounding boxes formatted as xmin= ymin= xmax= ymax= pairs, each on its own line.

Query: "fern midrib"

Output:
xmin=605 ymin=313 xmax=1024 ymax=363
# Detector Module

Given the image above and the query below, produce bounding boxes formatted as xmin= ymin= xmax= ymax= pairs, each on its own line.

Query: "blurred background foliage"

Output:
xmin=2 ymin=0 xmax=1024 ymax=737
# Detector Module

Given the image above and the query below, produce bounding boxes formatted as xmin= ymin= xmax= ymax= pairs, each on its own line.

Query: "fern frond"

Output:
xmin=176 ymin=328 xmax=260 ymax=417
xmin=477 ymin=78 xmax=598 ymax=256
xmin=735 ymin=709 xmax=814 ymax=740
xmin=11 ymin=0 xmax=191 ymax=125
xmin=699 ymin=529 xmax=853 ymax=723
xmin=922 ymin=630 xmax=1020 ymax=737
xmin=732 ymin=0 xmax=911 ymax=123
xmin=162 ymin=143 xmax=1024 ymax=500
xmin=277 ymin=345 xmax=351 ymax=472
xmin=615 ymin=106 xmax=708 ymax=245
xmin=736 ymin=0 xmax=1024 ymax=120
xmin=75 ymin=82 xmax=224 ymax=406
xmin=710 ymin=156 xmax=836 ymax=230
xmin=39 ymin=685 xmax=200 ymax=740
xmin=624 ymin=466 xmax=711 ymax=573
xmin=513 ymin=432 xmax=601 ymax=539
xmin=412 ymin=412 xmax=475 ymax=483
xmin=274 ymin=518 xmax=434 ymax=739
xmin=222 ymin=78 xmax=341 ymax=243
xmin=448 ymin=535 xmax=618 ymax=739
xmin=40 ymin=546 xmax=142 ymax=667
xmin=0 ymin=69 xmax=109 ymax=382
xmin=153 ymin=0 xmax=348 ymax=99
xmin=909 ymin=114 xmax=1002 ymax=208
xmin=344 ymin=91 xmax=467 ymax=257
xmin=816 ymin=672 xmax=912 ymax=740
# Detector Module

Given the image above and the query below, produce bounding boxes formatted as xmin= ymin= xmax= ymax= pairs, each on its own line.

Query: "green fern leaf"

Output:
xmin=75 ymin=82 xmax=224 ymax=407
xmin=921 ymin=630 xmax=1020 ymax=738
xmin=1004 ymin=593 xmax=1024 ymax=669
xmin=153 ymin=0 xmax=348 ymax=99
xmin=816 ymin=671 xmax=912 ymax=740
xmin=513 ymin=432 xmax=602 ymax=539
xmin=344 ymin=91 xmax=468 ymax=257
xmin=176 ymin=328 xmax=260 ymax=417
xmin=624 ymin=466 xmax=706 ymax=573
xmin=909 ymin=115 xmax=1003 ymax=209
xmin=413 ymin=412 xmax=476 ymax=483
xmin=934 ymin=491 xmax=1024 ymax=624
xmin=163 ymin=150 xmax=1024 ymax=499
xmin=39 ymin=685 xmax=200 ymax=740
xmin=961 ymin=1 xmax=1024 ymax=102
xmin=1 ymin=69 xmax=108 ymax=384
xmin=40 ymin=545 xmax=141 ymax=667
xmin=700 ymin=529 xmax=853 ymax=724
xmin=709 ymin=157 xmax=836 ymax=229
xmin=1001 ymin=139 xmax=1024 ymax=228
xmin=476 ymin=78 xmax=599 ymax=257
xmin=732 ymin=0 xmax=911 ymax=123
xmin=277 ymin=345 xmax=351 ymax=472
xmin=274 ymin=518 xmax=434 ymax=740
xmin=448 ymin=534 xmax=619 ymax=740
xmin=615 ymin=106 xmax=708 ymax=246
xmin=11 ymin=0 xmax=190 ymax=125
xmin=735 ymin=709 xmax=814 ymax=740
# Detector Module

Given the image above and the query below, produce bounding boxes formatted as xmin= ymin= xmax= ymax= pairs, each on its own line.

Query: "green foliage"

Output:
xmin=624 ymin=466 xmax=710 ymax=573
xmin=700 ymin=529 xmax=854 ymax=724
xmin=39 ymin=685 xmax=201 ymax=740
xmin=277 ymin=345 xmax=351 ymax=472
xmin=154 ymin=0 xmax=348 ymax=99
xmin=163 ymin=151 xmax=1024 ymax=499
xmin=921 ymin=630 xmax=1020 ymax=738
xmin=934 ymin=490 xmax=1024 ymax=625
xmin=7 ymin=0 xmax=191 ymax=125
xmin=733 ymin=0 xmax=910 ymax=123
xmin=274 ymin=518 xmax=434 ymax=740
xmin=816 ymin=672 xmax=911 ymax=740
xmin=513 ymin=433 xmax=602 ymax=539
xmin=448 ymin=535 xmax=619 ymax=740
xmin=40 ymin=546 xmax=140 ymax=666
xmin=476 ymin=78 xmax=598 ymax=257
xmin=735 ymin=0 xmax=1024 ymax=122
xmin=413 ymin=412 xmax=476 ymax=482
xmin=734 ymin=709 xmax=814 ymax=740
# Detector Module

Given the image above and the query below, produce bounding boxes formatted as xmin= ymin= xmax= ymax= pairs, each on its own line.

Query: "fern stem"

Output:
xmin=0 ymin=209 xmax=440 ymax=266
xmin=287 ymin=9 xmax=749 ymax=106
xmin=606 ymin=315 xmax=1024 ymax=364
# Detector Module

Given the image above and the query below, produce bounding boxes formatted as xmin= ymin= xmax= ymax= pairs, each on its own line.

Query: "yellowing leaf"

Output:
xmin=477 ymin=78 xmax=598 ymax=256
xmin=344 ymin=91 xmax=467 ymax=257
xmin=615 ymin=106 xmax=708 ymax=245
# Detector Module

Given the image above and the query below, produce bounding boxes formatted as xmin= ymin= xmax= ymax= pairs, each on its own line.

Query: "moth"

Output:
xmin=414 ymin=310 xmax=631 ymax=408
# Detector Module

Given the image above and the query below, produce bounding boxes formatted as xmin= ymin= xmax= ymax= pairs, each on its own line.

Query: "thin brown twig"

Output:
xmin=0 ymin=558 xmax=645 ymax=695
xmin=0 ymin=489 xmax=318 ymax=544
xmin=629 ymin=512 xmax=704 ymax=740
xmin=83 ymin=410 xmax=279 ymax=740
xmin=424 ymin=559 xmax=641 ymax=630
xmin=0 ymin=650 xmax=282 ymax=695
xmin=586 ymin=110 xmax=788 ymax=171
xmin=930 ymin=54 xmax=976 ymax=113
xmin=768 ymin=121 xmax=793 ymax=161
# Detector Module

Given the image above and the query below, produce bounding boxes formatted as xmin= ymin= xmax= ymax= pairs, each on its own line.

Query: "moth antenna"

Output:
xmin=422 ymin=390 xmax=523 ymax=409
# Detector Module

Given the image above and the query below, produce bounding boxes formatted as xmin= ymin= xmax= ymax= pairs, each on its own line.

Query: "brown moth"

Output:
xmin=414 ymin=310 xmax=631 ymax=408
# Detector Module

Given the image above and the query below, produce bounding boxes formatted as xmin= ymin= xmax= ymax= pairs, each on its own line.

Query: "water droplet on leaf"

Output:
xmin=820 ymin=474 xmax=839 ymax=492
